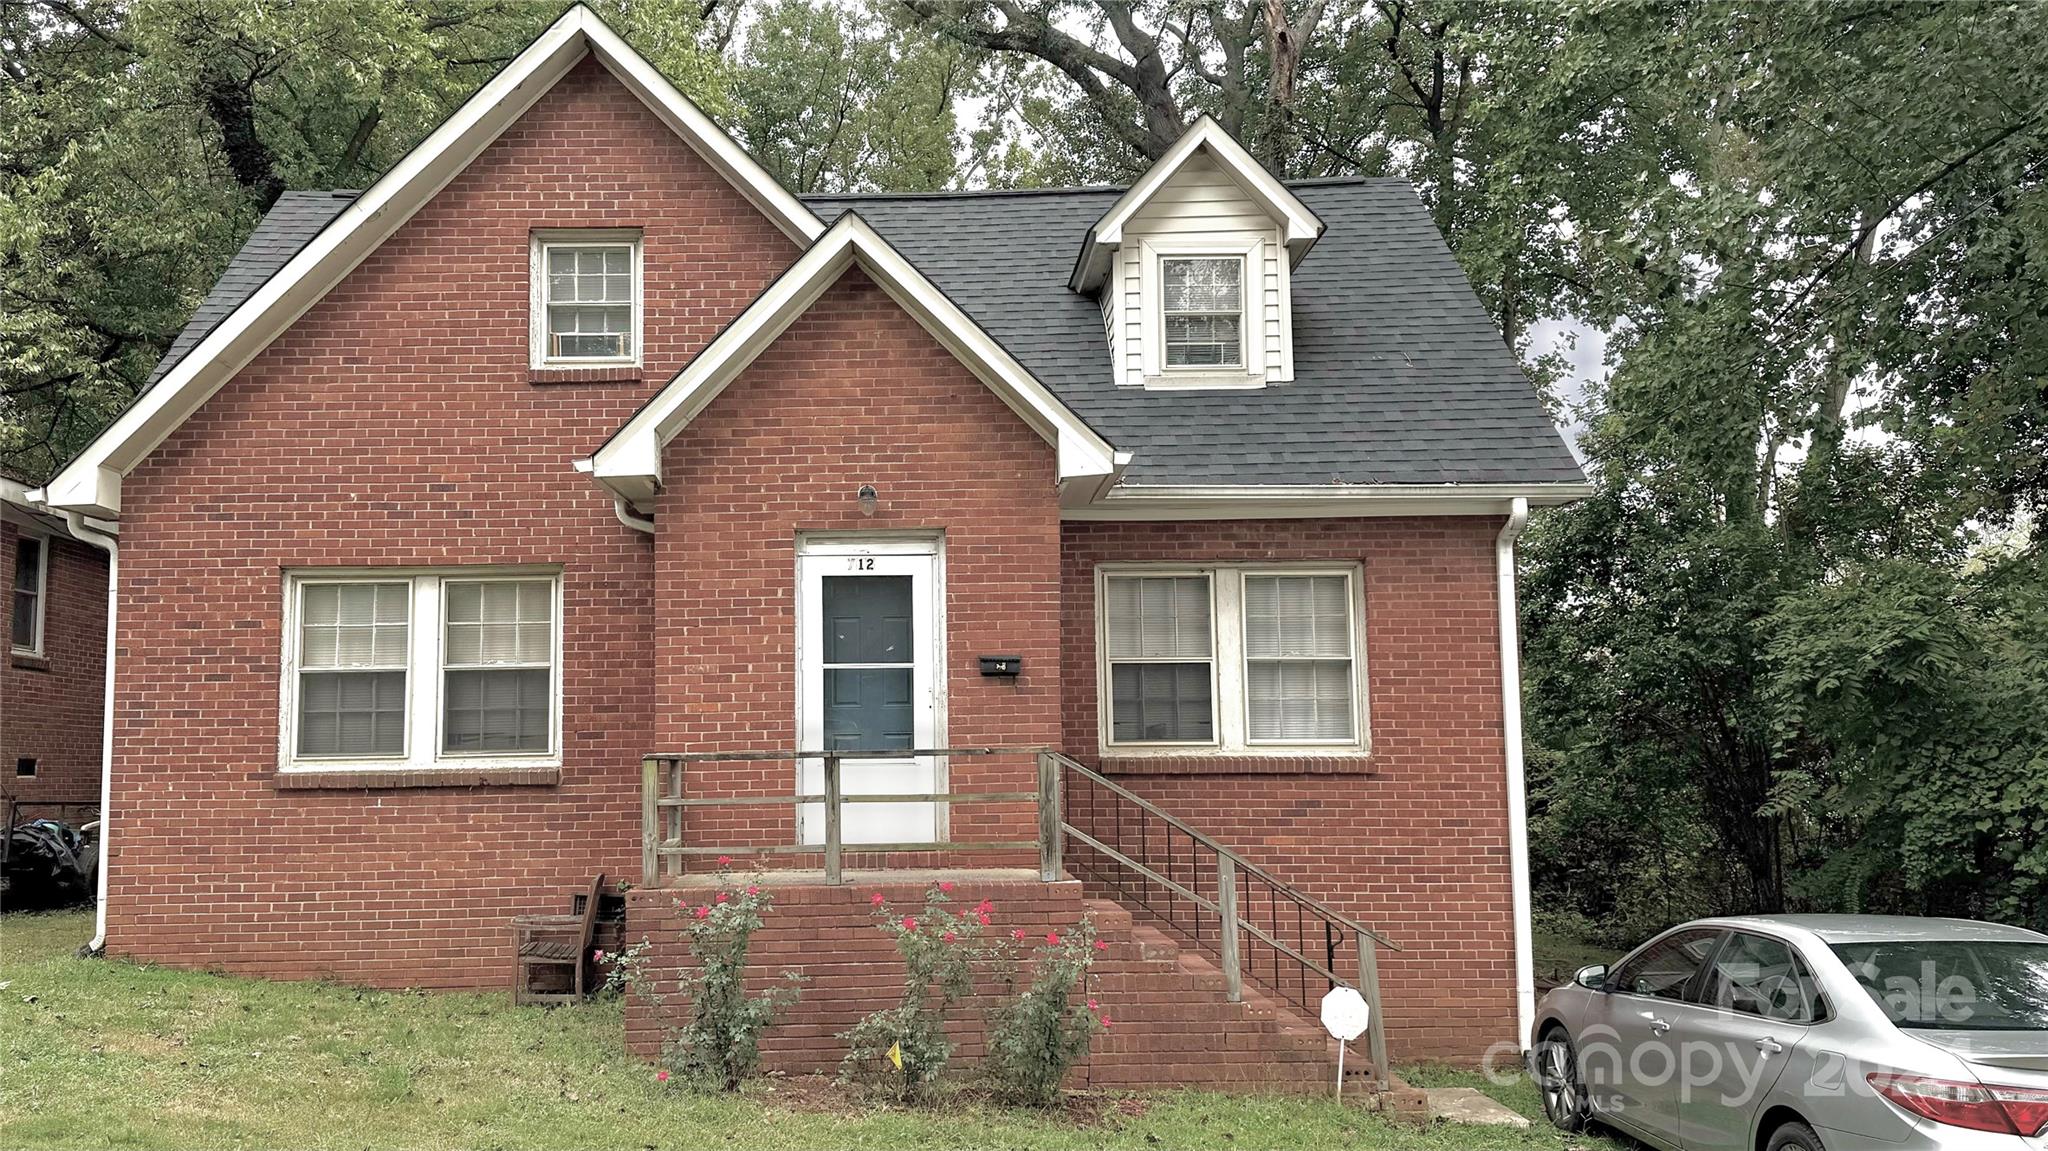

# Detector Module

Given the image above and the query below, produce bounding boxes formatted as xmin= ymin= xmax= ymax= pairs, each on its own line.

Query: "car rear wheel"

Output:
xmin=1535 ymin=1026 xmax=1589 ymax=1132
xmin=1764 ymin=1119 xmax=1825 ymax=1151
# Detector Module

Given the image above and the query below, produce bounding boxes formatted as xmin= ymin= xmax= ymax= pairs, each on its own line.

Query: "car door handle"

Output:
xmin=1756 ymin=1037 xmax=1783 ymax=1054
xmin=1642 ymin=1012 xmax=1671 ymax=1035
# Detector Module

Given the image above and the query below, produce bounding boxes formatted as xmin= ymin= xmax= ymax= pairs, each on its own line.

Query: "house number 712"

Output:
xmin=846 ymin=558 xmax=875 ymax=571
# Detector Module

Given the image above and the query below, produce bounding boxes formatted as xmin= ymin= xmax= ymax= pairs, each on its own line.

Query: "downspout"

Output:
xmin=612 ymin=495 xmax=654 ymax=536
xmin=1496 ymin=497 xmax=1534 ymax=1052
xmin=59 ymin=509 xmax=118 ymax=955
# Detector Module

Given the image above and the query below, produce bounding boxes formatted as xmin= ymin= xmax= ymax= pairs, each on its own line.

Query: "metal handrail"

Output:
xmin=1045 ymin=751 xmax=1398 ymax=950
xmin=1053 ymin=750 xmax=1396 ymax=1089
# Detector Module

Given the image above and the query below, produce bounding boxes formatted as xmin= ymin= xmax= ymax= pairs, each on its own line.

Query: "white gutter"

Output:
xmin=612 ymin=495 xmax=654 ymax=536
xmin=55 ymin=506 xmax=118 ymax=955
xmin=1496 ymin=497 xmax=1534 ymax=1050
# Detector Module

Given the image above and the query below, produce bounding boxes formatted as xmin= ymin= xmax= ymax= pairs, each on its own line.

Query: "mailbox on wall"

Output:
xmin=977 ymin=655 xmax=1022 ymax=678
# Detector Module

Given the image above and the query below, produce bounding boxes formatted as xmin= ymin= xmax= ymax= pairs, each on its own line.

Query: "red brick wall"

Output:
xmin=3 ymin=518 xmax=109 ymax=811
xmin=103 ymin=57 xmax=798 ymax=984
xmin=1060 ymin=518 xmax=1517 ymax=1064
xmin=651 ymin=266 xmax=1062 ymax=865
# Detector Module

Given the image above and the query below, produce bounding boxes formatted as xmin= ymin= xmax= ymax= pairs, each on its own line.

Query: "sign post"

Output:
xmin=1319 ymin=985 xmax=1372 ymax=1102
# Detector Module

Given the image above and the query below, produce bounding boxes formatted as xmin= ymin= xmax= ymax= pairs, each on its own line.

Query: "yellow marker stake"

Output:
xmin=887 ymin=1042 xmax=903 ymax=1071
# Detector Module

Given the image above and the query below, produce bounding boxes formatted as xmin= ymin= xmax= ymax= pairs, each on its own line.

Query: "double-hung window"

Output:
xmin=12 ymin=534 xmax=47 ymax=655
xmin=1098 ymin=565 xmax=1364 ymax=754
xmin=532 ymin=232 xmax=640 ymax=367
xmin=284 ymin=571 xmax=560 ymax=770
xmin=1160 ymin=256 xmax=1244 ymax=369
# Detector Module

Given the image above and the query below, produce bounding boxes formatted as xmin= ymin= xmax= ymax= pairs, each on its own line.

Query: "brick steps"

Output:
xmin=622 ymin=875 xmax=1394 ymax=1099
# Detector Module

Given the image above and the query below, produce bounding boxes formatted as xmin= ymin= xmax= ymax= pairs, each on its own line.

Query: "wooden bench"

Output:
xmin=512 ymin=873 xmax=604 ymax=1005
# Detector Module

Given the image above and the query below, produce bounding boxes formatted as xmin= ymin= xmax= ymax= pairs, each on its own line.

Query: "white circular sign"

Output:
xmin=1320 ymin=986 xmax=1371 ymax=1041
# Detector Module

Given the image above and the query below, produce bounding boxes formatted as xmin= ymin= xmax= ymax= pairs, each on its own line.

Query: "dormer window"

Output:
xmin=531 ymin=230 xmax=641 ymax=367
xmin=1162 ymin=257 xmax=1244 ymax=369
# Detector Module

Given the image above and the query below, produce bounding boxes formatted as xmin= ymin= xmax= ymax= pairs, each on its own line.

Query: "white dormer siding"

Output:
xmin=1110 ymin=151 xmax=1292 ymax=387
xmin=1072 ymin=121 xmax=1319 ymax=394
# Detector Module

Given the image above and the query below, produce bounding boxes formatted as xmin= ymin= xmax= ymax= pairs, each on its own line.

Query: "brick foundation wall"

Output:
xmin=649 ymin=265 xmax=1062 ymax=866
xmin=1060 ymin=518 xmax=1519 ymax=1065
xmin=102 ymin=58 xmax=797 ymax=984
xmin=3 ymin=518 xmax=109 ymax=812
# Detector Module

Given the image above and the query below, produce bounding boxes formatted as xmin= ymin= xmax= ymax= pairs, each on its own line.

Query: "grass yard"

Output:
xmin=2 ymin=910 xmax=1625 ymax=1150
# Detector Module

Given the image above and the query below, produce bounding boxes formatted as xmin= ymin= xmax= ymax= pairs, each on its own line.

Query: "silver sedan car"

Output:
xmin=1530 ymin=915 xmax=2048 ymax=1150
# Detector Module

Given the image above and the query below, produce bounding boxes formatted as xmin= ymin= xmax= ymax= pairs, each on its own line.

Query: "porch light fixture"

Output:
xmin=856 ymin=484 xmax=879 ymax=516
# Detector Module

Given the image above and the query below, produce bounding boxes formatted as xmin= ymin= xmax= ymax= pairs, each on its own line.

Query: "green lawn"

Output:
xmin=2 ymin=910 xmax=1622 ymax=1150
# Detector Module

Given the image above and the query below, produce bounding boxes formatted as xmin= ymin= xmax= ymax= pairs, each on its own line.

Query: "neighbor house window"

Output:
xmin=12 ymin=534 xmax=46 ymax=655
xmin=284 ymin=571 xmax=560 ymax=770
xmin=1160 ymin=256 xmax=1244 ymax=368
xmin=532 ymin=232 xmax=640 ymax=366
xmin=1098 ymin=565 xmax=1365 ymax=754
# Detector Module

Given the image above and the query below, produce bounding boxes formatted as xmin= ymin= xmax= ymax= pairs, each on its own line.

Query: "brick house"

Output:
xmin=29 ymin=7 xmax=1584 ymax=1085
xmin=3 ymin=472 xmax=111 ymax=825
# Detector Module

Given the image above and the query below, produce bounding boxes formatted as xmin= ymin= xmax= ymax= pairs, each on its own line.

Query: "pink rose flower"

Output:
xmin=746 ymin=885 xmax=760 ymax=896
xmin=717 ymin=855 xmax=733 ymax=867
xmin=714 ymin=892 xmax=729 ymax=904
xmin=657 ymin=1069 xmax=669 ymax=1083
xmin=593 ymin=949 xmax=606 ymax=962
xmin=870 ymin=892 xmax=885 ymax=907
xmin=975 ymin=899 xmax=994 ymax=915
xmin=1100 ymin=1014 xmax=1113 ymax=1028
xmin=693 ymin=906 xmax=711 ymax=920
xmin=1011 ymin=929 xmax=1026 ymax=941
xmin=942 ymin=931 xmax=957 ymax=943
xmin=1095 ymin=939 xmax=1108 ymax=952
xmin=976 ymin=912 xmax=991 ymax=927
xmin=1045 ymin=931 xmax=1061 ymax=945
xmin=901 ymin=916 xmax=918 ymax=932
xmin=1086 ymin=999 xmax=1099 ymax=1010
xmin=938 ymin=881 xmax=955 ymax=893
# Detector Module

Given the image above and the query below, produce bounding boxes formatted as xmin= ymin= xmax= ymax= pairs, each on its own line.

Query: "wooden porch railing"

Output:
xmin=641 ymin=746 xmax=1398 ymax=1087
xmin=640 ymin=747 xmax=1060 ymax=886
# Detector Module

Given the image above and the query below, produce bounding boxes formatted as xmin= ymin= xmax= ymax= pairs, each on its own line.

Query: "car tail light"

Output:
xmin=1867 ymin=1073 xmax=2048 ymax=1137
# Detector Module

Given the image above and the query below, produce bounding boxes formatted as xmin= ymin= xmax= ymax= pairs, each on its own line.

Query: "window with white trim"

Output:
xmin=1160 ymin=256 xmax=1244 ymax=368
xmin=532 ymin=233 xmax=640 ymax=366
xmin=12 ymin=534 xmax=47 ymax=655
xmin=1097 ymin=565 xmax=1365 ymax=754
xmin=283 ymin=571 xmax=561 ymax=770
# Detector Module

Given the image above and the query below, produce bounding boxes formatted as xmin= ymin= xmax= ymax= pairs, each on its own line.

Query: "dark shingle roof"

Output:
xmin=805 ymin=182 xmax=1581 ymax=487
xmin=142 ymin=181 xmax=1581 ymax=487
xmin=142 ymin=191 xmax=359 ymax=391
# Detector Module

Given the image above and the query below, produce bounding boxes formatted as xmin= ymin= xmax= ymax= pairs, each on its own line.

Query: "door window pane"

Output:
xmin=1612 ymin=929 xmax=1722 ymax=1001
xmin=820 ymin=576 xmax=915 ymax=752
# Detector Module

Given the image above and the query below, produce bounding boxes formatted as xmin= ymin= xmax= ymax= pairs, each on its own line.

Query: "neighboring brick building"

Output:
xmin=30 ymin=6 xmax=1585 ymax=1077
xmin=2 ymin=476 xmax=109 ymax=819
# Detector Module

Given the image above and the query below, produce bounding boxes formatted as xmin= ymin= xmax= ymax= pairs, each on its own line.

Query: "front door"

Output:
xmin=797 ymin=541 xmax=941 ymax=846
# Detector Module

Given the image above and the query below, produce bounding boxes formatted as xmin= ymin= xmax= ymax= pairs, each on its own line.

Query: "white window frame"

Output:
xmin=1096 ymin=563 xmax=1368 ymax=757
xmin=529 ymin=229 xmax=643 ymax=369
xmin=1137 ymin=233 xmax=1267 ymax=388
xmin=279 ymin=568 xmax=564 ymax=773
xmin=11 ymin=530 xmax=48 ymax=656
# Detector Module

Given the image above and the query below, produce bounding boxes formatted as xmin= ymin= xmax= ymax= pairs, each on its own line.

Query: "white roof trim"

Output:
xmin=1061 ymin=482 xmax=1595 ymax=521
xmin=588 ymin=213 xmax=1121 ymax=507
xmin=39 ymin=4 xmax=823 ymax=518
xmin=1071 ymin=116 xmax=1324 ymax=292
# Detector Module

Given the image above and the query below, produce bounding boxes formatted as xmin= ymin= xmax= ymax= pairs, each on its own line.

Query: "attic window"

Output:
xmin=1161 ymin=257 xmax=1244 ymax=368
xmin=531 ymin=232 xmax=641 ymax=367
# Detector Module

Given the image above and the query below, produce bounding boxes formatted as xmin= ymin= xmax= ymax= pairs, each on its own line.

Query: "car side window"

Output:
xmin=1609 ymin=929 xmax=1722 ymax=1001
xmin=1704 ymin=932 xmax=1822 ymax=1023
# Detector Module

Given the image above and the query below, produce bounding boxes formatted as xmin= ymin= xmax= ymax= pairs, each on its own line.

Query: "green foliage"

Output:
xmin=616 ymin=868 xmax=802 ymax=1093
xmin=838 ymin=884 xmax=987 ymax=1104
xmin=982 ymin=918 xmax=1106 ymax=1108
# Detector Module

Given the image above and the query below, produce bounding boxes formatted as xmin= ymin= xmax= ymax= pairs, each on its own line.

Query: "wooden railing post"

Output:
xmin=1357 ymin=931 xmax=1389 ymax=1091
xmin=823 ymin=754 xmax=843 ymax=885
xmin=1036 ymin=752 xmax=1064 ymax=882
xmin=641 ymin=757 xmax=659 ymax=885
xmin=1216 ymin=854 xmax=1242 ymax=1003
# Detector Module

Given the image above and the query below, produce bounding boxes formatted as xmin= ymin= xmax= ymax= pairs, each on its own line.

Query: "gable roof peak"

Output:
xmin=1069 ymin=116 xmax=1324 ymax=291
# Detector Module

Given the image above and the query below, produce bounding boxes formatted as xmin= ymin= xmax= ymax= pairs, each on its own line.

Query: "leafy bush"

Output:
xmin=983 ymin=917 xmax=1109 ymax=1106
xmin=612 ymin=863 xmax=803 ymax=1092
xmin=839 ymin=883 xmax=987 ymax=1103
